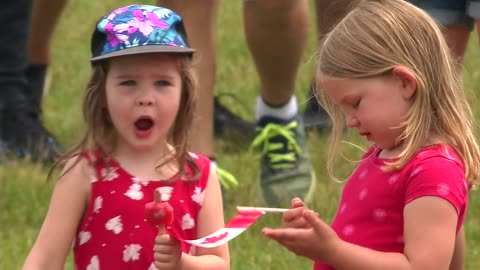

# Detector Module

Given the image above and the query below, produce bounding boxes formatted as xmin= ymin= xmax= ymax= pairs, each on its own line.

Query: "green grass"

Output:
xmin=1 ymin=0 xmax=480 ymax=269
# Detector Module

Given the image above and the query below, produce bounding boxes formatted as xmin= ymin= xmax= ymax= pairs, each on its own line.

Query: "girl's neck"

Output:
xmin=110 ymin=142 xmax=179 ymax=181
xmin=379 ymin=133 xmax=445 ymax=159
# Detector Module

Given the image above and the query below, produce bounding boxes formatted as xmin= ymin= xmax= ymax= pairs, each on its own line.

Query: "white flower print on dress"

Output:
xmin=101 ymin=167 xmax=119 ymax=181
xmin=156 ymin=186 xmax=174 ymax=201
xmin=86 ymin=255 xmax=99 ymax=270
xmin=125 ymin=183 xmax=144 ymax=200
xmin=182 ymin=213 xmax=195 ymax=230
xmin=123 ymin=244 xmax=142 ymax=262
xmin=148 ymin=263 xmax=156 ymax=270
xmin=105 ymin=215 xmax=123 ymax=234
xmin=78 ymin=231 xmax=91 ymax=245
xmin=94 ymin=196 xmax=103 ymax=213
xmin=192 ymin=186 xmax=205 ymax=206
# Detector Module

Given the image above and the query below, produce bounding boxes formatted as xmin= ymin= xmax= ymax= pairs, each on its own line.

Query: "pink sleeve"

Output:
xmin=404 ymin=157 xmax=468 ymax=230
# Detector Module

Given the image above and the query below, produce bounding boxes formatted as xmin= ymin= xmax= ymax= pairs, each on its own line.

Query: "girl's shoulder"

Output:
xmin=411 ymin=144 xmax=463 ymax=168
xmin=188 ymin=151 xmax=210 ymax=162
xmin=187 ymin=151 xmax=211 ymax=171
xmin=187 ymin=152 xmax=211 ymax=184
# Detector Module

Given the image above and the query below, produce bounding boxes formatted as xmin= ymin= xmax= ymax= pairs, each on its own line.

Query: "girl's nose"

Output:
xmin=136 ymin=92 xmax=155 ymax=106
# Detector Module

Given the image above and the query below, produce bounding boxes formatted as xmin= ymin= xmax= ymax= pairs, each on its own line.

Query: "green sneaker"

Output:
xmin=210 ymin=161 xmax=238 ymax=207
xmin=251 ymin=115 xmax=316 ymax=207
xmin=216 ymin=165 xmax=239 ymax=190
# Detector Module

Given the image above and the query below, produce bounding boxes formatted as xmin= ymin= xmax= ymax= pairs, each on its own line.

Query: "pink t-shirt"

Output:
xmin=73 ymin=150 xmax=210 ymax=270
xmin=314 ymin=144 xmax=468 ymax=270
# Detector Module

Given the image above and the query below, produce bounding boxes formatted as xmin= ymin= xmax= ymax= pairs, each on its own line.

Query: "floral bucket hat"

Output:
xmin=90 ymin=4 xmax=194 ymax=63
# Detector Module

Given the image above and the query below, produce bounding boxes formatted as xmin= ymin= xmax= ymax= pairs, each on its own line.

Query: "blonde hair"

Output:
xmin=316 ymin=0 xmax=480 ymax=187
xmin=49 ymin=54 xmax=200 ymax=181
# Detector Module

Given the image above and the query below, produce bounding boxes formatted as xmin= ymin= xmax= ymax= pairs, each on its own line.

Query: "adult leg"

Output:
xmin=469 ymin=1 xmax=480 ymax=61
xmin=28 ymin=0 xmax=66 ymax=65
xmin=303 ymin=0 xmax=357 ymax=130
xmin=244 ymin=0 xmax=309 ymax=106
xmin=0 ymin=0 xmax=62 ymax=161
xmin=157 ymin=0 xmax=217 ymax=158
xmin=408 ymin=0 xmax=472 ymax=63
xmin=0 ymin=0 xmax=32 ymax=114
xmin=315 ymin=0 xmax=356 ymax=45
xmin=443 ymin=26 xmax=470 ymax=62
xmin=244 ymin=0 xmax=315 ymax=207
xmin=26 ymin=0 xmax=67 ymax=118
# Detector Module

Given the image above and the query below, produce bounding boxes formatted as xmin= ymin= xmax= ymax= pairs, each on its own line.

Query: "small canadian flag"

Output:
xmin=184 ymin=206 xmax=287 ymax=248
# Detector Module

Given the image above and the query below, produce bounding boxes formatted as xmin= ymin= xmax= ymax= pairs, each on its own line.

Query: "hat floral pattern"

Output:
xmin=95 ymin=5 xmax=190 ymax=56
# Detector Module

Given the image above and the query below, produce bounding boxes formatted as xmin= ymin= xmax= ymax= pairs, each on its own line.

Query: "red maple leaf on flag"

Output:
xmin=201 ymin=231 xmax=229 ymax=244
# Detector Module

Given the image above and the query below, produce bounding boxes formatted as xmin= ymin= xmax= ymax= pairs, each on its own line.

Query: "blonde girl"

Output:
xmin=263 ymin=0 xmax=480 ymax=269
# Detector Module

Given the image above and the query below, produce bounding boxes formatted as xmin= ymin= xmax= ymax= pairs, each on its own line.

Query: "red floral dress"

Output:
xmin=73 ymin=151 xmax=210 ymax=270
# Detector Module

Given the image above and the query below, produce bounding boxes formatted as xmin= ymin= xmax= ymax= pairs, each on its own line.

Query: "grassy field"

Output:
xmin=1 ymin=0 xmax=480 ymax=269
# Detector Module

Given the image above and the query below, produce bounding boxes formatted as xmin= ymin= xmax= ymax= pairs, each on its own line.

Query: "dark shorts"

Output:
xmin=409 ymin=0 xmax=480 ymax=29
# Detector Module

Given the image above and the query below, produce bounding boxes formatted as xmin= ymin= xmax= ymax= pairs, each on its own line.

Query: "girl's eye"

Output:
xmin=155 ymin=80 xmax=170 ymax=87
xmin=120 ymin=80 xmax=136 ymax=86
xmin=352 ymin=99 xmax=360 ymax=109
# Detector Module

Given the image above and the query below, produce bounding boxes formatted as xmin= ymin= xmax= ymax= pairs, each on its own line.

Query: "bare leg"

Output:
xmin=301 ymin=0 xmax=355 ymax=129
xmin=245 ymin=0 xmax=315 ymax=207
xmin=26 ymin=0 xmax=67 ymax=118
xmin=315 ymin=0 xmax=355 ymax=41
xmin=28 ymin=0 xmax=67 ymax=64
xmin=443 ymin=26 xmax=470 ymax=63
xmin=243 ymin=0 xmax=309 ymax=106
xmin=157 ymin=0 xmax=217 ymax=157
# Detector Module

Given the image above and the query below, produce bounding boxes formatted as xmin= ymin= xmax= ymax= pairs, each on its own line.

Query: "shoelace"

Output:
xmin=251 ymin=121 xmax=302 ymax=170
xmin=216 ymin=166 xmax=239 ymax=190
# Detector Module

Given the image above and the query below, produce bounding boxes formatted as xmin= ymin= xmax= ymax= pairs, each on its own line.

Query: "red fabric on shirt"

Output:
xmin=314 ymin=144 xmax=468 ymax=270
xmin=73 ymin=151 xmax=210 ymax=270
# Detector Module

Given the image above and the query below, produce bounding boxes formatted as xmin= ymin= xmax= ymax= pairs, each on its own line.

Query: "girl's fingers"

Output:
xmin=262 ymin=227 xmax=298 ymax=242
xmin=154 ymin=234 xmax=169 ymax=244
xmin=283 ymin=207 xmax=306 ymax=223
xmin=154 ymin=252 xmax=172 ymax=263
xmin=291 ymin=197 xmax=305 ymax=208
xmin=304 ymin=210 xmax=327 ymax=232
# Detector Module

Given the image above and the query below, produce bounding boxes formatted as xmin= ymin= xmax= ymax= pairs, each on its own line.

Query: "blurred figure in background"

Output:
xmin=409 ymin=0 xmax=480 ymax=63
xmin=0 ymin=0 xmax=63 ymax=163
xmin=157 ymin=0 xmax=357 ymax=206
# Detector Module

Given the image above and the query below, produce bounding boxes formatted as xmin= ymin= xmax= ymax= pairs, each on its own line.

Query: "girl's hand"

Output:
xmin=153 ymin=234 xmax=182 ymax=270
xmin=283 ymin=197 xmax=318 ymax=229
xmin=263 ymin=209 xmax=341 ymax=262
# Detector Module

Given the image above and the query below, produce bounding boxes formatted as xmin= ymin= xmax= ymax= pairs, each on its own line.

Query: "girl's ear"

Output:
xmin=392 ymin=66 xmax=416 ymax=100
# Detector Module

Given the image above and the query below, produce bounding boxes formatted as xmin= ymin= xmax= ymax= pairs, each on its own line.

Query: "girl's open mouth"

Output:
xmin=134 ymin=116 xmax=154 ymax=138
